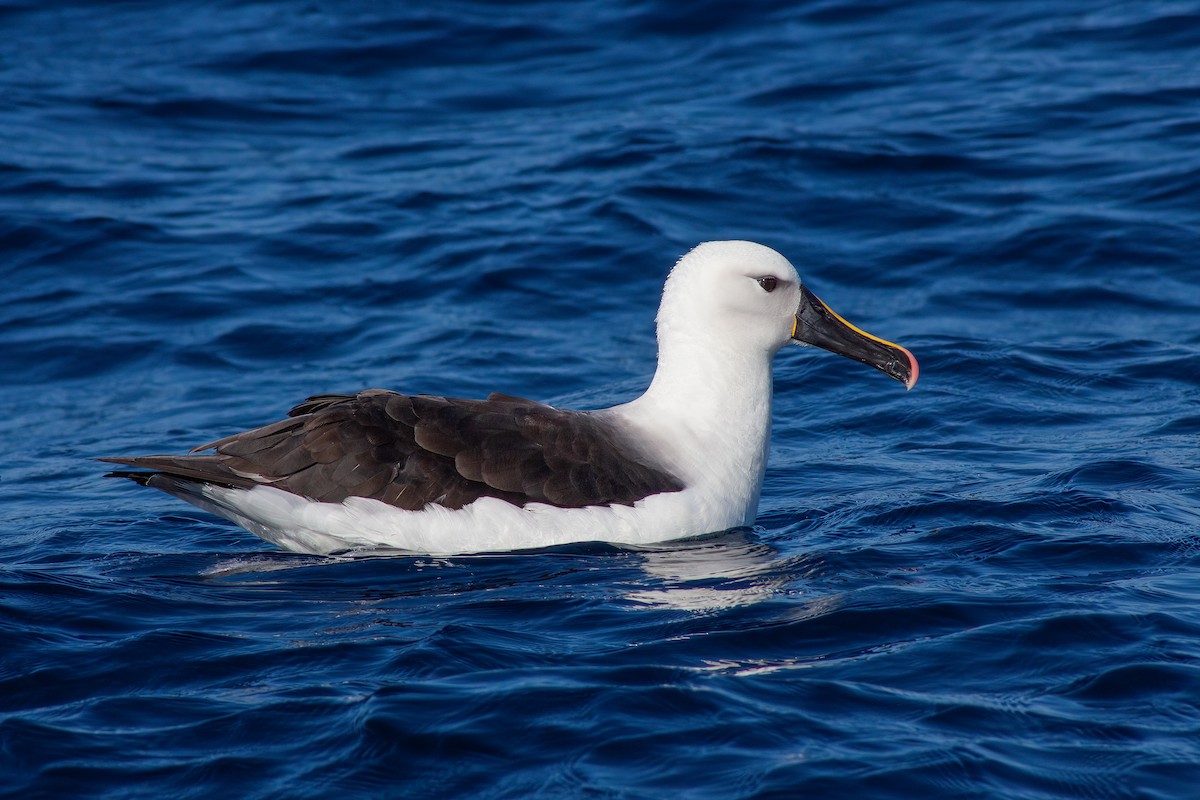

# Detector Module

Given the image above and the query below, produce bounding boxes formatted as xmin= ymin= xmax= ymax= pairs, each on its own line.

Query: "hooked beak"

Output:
xmin=791 ymin=285 xmax=918 ymax=390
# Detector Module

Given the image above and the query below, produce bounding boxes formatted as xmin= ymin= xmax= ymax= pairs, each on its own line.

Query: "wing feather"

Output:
xmin=105 ymin=390 xmax=684 ymax=510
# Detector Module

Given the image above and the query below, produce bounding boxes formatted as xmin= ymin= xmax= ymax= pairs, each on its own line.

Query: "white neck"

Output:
xmin=612 ymin=333 xmax=776 ymax=529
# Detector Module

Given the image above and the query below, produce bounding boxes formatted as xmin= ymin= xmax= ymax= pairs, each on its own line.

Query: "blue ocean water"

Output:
xmin=3 ymin=0 xmax=1200 ymax=796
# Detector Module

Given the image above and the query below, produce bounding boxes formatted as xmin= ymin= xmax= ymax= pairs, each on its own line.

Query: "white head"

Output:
xmin=656 ymin=240 xmax=803 ymax=358
xmin=655 ymin=240 xmax=917 ymax=388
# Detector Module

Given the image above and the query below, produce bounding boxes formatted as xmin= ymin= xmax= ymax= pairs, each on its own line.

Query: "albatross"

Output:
xmin=102 ymin=241 xmax=917 ymax=555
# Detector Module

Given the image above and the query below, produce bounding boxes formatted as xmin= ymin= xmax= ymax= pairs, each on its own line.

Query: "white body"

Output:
xmin=189 ymin=241 xmax=805 ymax=555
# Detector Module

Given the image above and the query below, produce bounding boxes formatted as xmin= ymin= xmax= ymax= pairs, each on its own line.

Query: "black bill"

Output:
xmin=792 ymin=284 xmax=918 ymax=389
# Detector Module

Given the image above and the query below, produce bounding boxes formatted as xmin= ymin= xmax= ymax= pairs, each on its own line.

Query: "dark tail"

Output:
xmin=97 ymin=455 xmax=258 ymax=490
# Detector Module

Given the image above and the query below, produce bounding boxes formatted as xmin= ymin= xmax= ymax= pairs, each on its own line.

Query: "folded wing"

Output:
xmin=102 ymin=390 xmax=683 ymax=510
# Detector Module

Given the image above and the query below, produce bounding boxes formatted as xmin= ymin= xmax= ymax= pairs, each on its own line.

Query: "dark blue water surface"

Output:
xmin=4 ymin=1 xmax=1200 ymax=797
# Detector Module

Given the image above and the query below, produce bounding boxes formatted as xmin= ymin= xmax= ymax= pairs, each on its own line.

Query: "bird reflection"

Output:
xmin=625 ymin=529 xmax=793 ymax=612
xmin=201 ymin=528 xmax=808 ymax=616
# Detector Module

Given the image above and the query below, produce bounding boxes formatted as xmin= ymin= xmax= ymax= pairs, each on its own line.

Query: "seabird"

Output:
xmin=102 ymin=241 xmax=917 ymax=555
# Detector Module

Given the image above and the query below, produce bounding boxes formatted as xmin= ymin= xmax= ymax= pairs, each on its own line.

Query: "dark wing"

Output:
xmin=102 ymin=390 xmax=683 ymax=510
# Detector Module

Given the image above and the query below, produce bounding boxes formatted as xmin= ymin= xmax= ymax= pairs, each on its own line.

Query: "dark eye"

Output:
xmin=758 ymin=276 xmax=778 ymax=293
